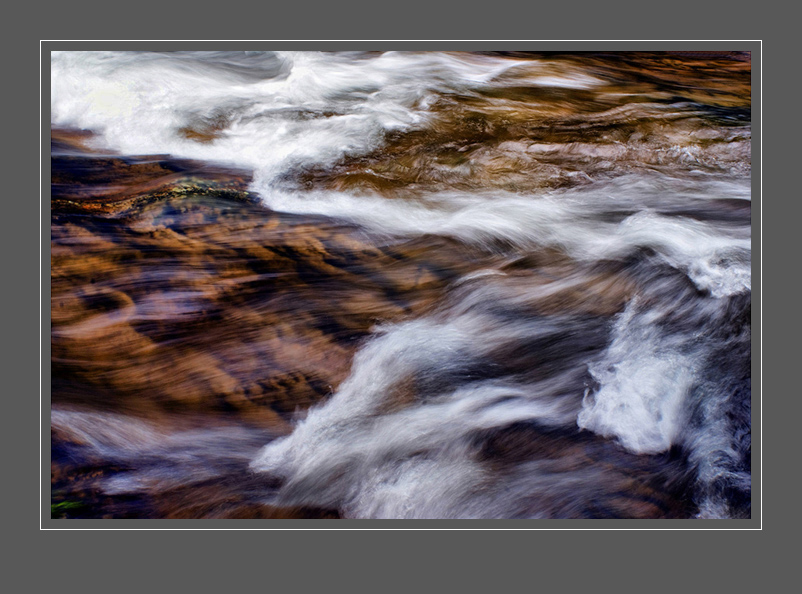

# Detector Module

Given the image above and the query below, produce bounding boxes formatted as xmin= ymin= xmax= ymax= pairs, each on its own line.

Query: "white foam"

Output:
xmin=577 ymin=301 xmax=697 ymax=454
xmin=261 ymin=178 xmax=751 ymax=296
xmin=250 ymin=284 xmax=586 ymax=517
xmin=51 ymin=51 xmax=517 ymax=179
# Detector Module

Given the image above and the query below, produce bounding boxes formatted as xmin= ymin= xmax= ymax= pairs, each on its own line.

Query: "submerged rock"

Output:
xmin=51 ymin=139 xmax=256 ymax=214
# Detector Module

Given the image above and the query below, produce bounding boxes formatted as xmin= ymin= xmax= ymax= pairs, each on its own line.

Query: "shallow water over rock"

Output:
xmin=50 ymin=51 xmax=751 ymax=520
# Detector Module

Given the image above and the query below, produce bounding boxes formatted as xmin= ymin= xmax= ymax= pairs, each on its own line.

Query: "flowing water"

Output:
xmin=50 ymin=50 xmax=752 ymax=520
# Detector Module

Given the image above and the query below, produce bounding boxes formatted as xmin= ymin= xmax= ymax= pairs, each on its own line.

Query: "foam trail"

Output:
xmin=262 ymin=175 xmax=750 ymax=297
xmin=52 ymin=408 xmax=271 ymax=495
xmin=249 ymin=261 xmax=750 ymax=518
xmin=251 ymin=283 xmax=606 ymax=518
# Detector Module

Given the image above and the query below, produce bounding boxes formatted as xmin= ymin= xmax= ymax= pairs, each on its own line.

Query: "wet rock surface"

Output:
xmin=50 ymin=147 xmax=477 ymax=517
xmin=52 ymin=158 xmax=255 ymax=216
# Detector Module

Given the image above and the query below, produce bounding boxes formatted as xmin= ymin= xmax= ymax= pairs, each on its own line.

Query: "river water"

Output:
xmin=50 ymin=51 xmax=752 ymax=520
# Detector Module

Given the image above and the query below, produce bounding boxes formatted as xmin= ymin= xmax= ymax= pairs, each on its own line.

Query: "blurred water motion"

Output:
xmin=51 ymin=51 xmax=751 ymax=519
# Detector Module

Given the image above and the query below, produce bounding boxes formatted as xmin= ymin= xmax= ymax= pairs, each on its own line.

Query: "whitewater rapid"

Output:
xmin=51 ymin=50 xmax=751 ymax=519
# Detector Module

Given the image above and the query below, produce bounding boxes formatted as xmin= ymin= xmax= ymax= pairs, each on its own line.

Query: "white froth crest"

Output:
xmin=262 ymin=177 xmax=750 ymax=296
xmin=51 ymin=51 xmax=518 ymax=180
xmin=577 ymin=300 xmax=697 ymax=454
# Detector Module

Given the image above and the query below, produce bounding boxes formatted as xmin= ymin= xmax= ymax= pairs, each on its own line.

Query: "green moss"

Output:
xmin=51 ymin=500 xmax=86 ymax=519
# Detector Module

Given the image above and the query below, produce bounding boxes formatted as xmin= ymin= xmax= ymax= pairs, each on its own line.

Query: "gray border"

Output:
xmin=42 ymin=40 xmax=760 ymax=530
